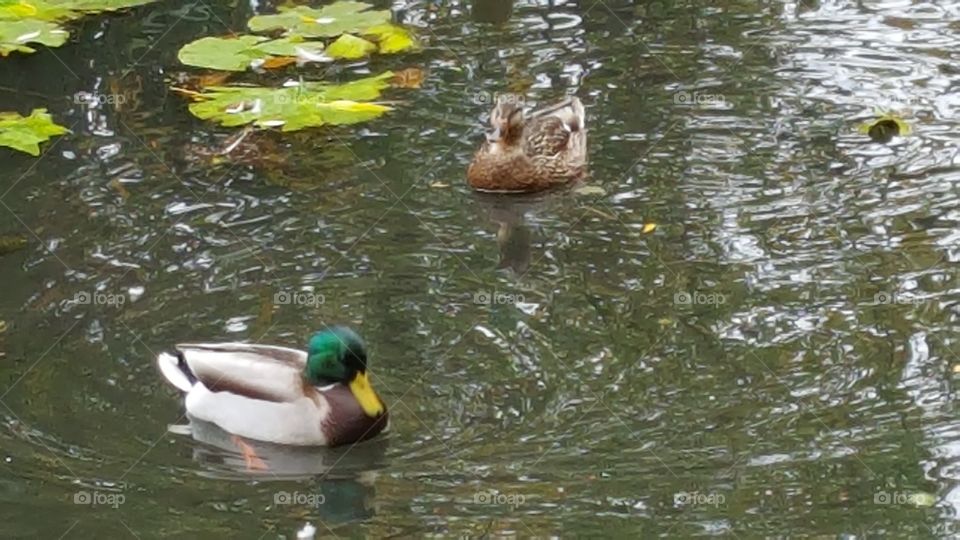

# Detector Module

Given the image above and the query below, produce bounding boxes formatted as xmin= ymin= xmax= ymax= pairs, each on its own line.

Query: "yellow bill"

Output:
xmin=349 ymin=371 xmax=385 ymax=417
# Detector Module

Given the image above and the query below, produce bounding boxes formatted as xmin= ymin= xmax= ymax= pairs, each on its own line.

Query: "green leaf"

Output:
xmin=248 ymin=2 xmax=390 ymax=38
xmin=0 ymin=18 xmax=67 ymax=55
xmin=48 ymin=0 xmax=155 ymax=13
xmin=364 ymin=23 xmax=416 ymax=54
xmin=0 ymin=108 xmax=68 ymax=156
xmin=0 ymin=0 xmax=73 ymax=21
xmin=0 ymin=0 xmax=153 ymax=20
xmin=325 ymin=33 xmax=375 ymax=60
xmin=186 ymin=72 xmax=394 ymax=132
xmin=177 ymin=35 xmax=327 ymax=71
xmin=254 ymin=35 xmax=324 ymax=57
xmin=0 ymin=0 xmax=156 ymax=56
xmin=178 ymin=35 xmax=269 ymax=71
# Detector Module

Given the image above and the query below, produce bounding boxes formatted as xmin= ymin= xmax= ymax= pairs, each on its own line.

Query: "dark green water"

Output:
xmin=1 ymin=0 xmax=959 ymax=537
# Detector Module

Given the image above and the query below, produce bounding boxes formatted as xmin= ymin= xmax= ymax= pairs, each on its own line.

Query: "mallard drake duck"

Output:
xmin=157 ymin=326 xmax=388 ymax=448
xmin=467 ymin=95 xmax=588 ymax=192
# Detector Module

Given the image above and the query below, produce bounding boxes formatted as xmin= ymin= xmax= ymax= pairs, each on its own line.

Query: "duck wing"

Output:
xmin=172 ymin=343 xmax=308 ymax=403
xmin=524 ymin=97 xmax=586 ymax=157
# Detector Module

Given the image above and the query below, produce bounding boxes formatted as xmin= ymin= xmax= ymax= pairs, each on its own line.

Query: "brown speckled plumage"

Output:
xmin=467 ymin=96 xmax=588 ymax=193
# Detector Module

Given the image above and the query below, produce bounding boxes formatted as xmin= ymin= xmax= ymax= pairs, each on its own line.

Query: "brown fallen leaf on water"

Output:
xmin=169 ymin=71 xmax=232 ymax=94
xmin=392 ymin=67 xmax=424 ymax=89
xmin=261 ymin=56 xmax=297 ymax=70
xmin=110 ymin=178 xmax=130 ymax=200
xmin=642 ymin=222 xmax=657 ymax=233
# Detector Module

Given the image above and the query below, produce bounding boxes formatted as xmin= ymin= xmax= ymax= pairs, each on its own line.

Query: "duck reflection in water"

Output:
xmin=475 ymin=192 xmax=567 ymax=275
xmin=174 ymin=419 xmax=388 ymax=524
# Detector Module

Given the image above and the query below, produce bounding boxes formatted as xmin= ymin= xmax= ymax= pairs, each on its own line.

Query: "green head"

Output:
xmin=305 ymin=326 xmax=368 ymax=384
xmin=305 ymin=326 xmax=385 ymax=417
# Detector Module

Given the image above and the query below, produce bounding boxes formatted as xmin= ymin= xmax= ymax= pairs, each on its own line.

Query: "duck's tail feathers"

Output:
xmin=532 ymin=97 xmax=585 ymax=132
xmin=157 ymin=351 xmax=196 ymax=392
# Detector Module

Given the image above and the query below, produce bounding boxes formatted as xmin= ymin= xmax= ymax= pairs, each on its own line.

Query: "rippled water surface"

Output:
xmin=1 ymin=0 xmax=959 ymax=537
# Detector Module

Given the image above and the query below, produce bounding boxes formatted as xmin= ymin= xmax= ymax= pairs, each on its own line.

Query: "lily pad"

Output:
xmin=325 ymin=33 xmax=375 ymax=60
xmin=49 ymin=0 xmax=155 ymax=13
xmin=185 ymin=71 xmax=393 ymax=131
xmin=178 ymin=35 xmax=326 ymax=72
xmin=364 ymin=23 xmax=415 ymax=53
xmin=0 ymin=18 xmax=67 ymax=55
xmin=0 ymin=0 xmax=73 ymax=21
xmin=0 ymin=0 xmax=156 ymax=55
xmin=0 ymin=108 xmax=68 ymax=155
xmin=248 ymin=2 xmax=390 ymax=38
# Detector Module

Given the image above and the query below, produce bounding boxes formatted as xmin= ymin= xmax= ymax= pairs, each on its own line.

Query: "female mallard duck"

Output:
xmin=156 ymin=326 xmax=388 ymax=448
xmin=467 ymin=95 xmax=588 ymax=192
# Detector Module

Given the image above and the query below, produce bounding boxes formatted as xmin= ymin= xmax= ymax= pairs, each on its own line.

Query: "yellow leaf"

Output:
xmin=9 ymin=1 xmax=38 ymax=17
xmin=326 ymin=33 xmax=377 ymax=60
xmin=642 ymin=223 xmax=657 ymax=233
xmin=364 ymin=23 xmax=416 ymax=54
xmin=328 ymin=100 xmax=391 ymax=114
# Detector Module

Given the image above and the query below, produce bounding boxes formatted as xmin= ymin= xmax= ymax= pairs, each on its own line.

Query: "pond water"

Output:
xmin=1 ymin=0 xmax=959 ymax=537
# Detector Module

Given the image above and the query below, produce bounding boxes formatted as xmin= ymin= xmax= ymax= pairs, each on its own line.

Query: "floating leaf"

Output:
xmin=858 ymin=113 xmax=912 ymax=143
xmin=50 ymin=0 xmax=155 ymax=12
xmin=391 ymin=67 xmax=424 ymax=88
xmin=247 ymin=2 xmax=390 ymax=38
xmin=0 ymin=234 xmax=27 ymax=255
xmin=325 ymin=33 xmax=375 ymax=60
xmin=177 ymin=35 xmax=269 ymax=71
xmin=186 ymin=72 xmax=393 ymax=131
xmin=254 ymin=35 xmax=323 ymax=57
xmin=0 ymin=0 xmax=156 ymax=56
xmin=0 ymin=0 xmax=72 ymax=21
xmin=177 ymin=35 xmax=326 ymax=71
xmin=364 ymin=23 xmax=415 ymax=53
xmin=642 ymin=222 xmax=657 ymax=234
xmin=0 ymin=108 xmax=68 ymax=155
xmin=0 ymin=18 xmax=67 ymax=55
xmin=574 ymin=185 xmax=605 ymax=196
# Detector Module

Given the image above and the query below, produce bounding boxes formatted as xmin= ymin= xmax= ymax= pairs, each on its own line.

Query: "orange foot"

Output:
xmin=231 ymin=435 xmax=268 ymax=471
